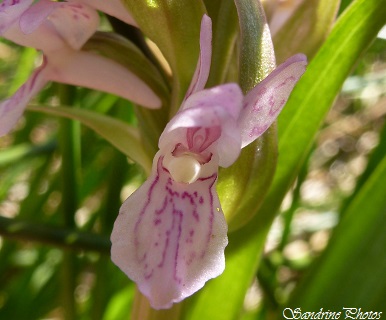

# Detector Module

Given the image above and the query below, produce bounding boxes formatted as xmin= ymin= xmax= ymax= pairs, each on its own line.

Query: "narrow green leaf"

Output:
xmin=287 ymin=152 xmax=386 ymax=310
xmin=7 ymin=47 xmax=37 ymax=94
xmin=27 ymin=105 xmax=152 ymax=174
xmin=58 ymin=85 xmax=79 ymax=320
xmin=103 ymin=287 xmax=134 ymax=320
xmin=273 ymin=0 xmax=340 ymax=63
xmin=274 ymin=0 xmax=386 ymax=210
xmin=184 ymin=0 xmax=386 ymax=318
xmin=0 ymin=216 xmax=110 ymax=253
xmin=234 ymin=0 xmax=276 ymax=92
xmin=339 ymin=0 xmax=354 ymax=14
xmin=0 ymin=142 xmax=55 ymax=167
xmin=205 ymin=0 xmax=239 ymax=87
xmin=216 ymin=0 xmax=277 ymax=231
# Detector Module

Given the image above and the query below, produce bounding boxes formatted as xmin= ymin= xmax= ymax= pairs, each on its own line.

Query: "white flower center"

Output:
xmin=166 ymin=155 xmax=202 ymax=184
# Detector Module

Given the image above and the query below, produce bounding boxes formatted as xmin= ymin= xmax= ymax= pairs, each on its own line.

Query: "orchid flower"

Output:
xmin=111 ymin=14 xmax=307 ymax=309
xmin=0 ymin=0 xmax=160 ymax=136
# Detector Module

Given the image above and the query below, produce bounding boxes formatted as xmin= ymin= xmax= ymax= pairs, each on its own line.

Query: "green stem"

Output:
xmin=58 ymin=84 xmax=80 ymax=320
xmin=0 ymin=216 xmax=110 ymax=253
xmin=131 ymin=288 xmax=182 ymax=320
xmin=92 ymin=150 xmax=128 ymax=320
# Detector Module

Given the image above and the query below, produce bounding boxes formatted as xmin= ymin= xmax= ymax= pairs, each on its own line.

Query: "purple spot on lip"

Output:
xmin=144 ymin=270 xmax=153 ymax=280
xmin=155 ymin=197 xmax=168 ymax=215
xmin=193 ymin=210 xmax=199 ymax=222
xmin=182 ymin=192 xmax=195 ymax=205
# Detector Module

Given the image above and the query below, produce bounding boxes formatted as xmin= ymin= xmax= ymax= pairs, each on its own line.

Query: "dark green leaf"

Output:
xmin=27 ymin=105 xmax=152 ymax=174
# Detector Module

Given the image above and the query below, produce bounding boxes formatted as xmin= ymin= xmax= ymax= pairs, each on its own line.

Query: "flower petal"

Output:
xmin=111 ymin=155 xmax=228 ymax=309
xmin=3 ymin=11 xmax=64 ymax=52
xmin=20 ymin=0 xmax=99 ymax=50
xmin=18 ymin=0 xmax=59 ymax=34
xmin=76 ymin=0 xmax=138 ymax=27
xmin=4 ymin=0 xmax=99 ymax=53
xmin=0 ymin=0 xmax=33 ymax=34
xmin=161 ymin=84 xmax=243 ymax=167
xmin=0 ymin=59 xmax=49 ymax=136
xmin=238 ymin=53 xmax=307 ymax=148
xmin=45 ymin=49 xmax=161 ymax=108
xmin=183 ymin=83 xmax=243 ymax=119
xmin=184 ymin=14 xmax=212 ymax=100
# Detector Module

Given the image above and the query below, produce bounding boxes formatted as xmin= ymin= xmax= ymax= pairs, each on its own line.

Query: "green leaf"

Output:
xmin=273 ymin=0 xmax=386 ymax=212
xmin=103 ymin=287 xmax=134 ymax=320
xmin=216 ymin=0 xmax=277 ymax=231
xmin=184 ymin=0 xmax=386 ymax=318
xmin=7 ymin=47 xmax=37 ymax=95
xmin=0 ymin=142 xmax=55 ymax=167
xmin=287 ymin=152 xmax=386 ymax=310
xmin=218 ymin=126 xmax=277 ymax=231
xmin=27 ymin=105 xmax=152 ymax=174
xmin=234 ymin=0 xmax=276 ymax=92
xmin=205 ymin=0 xmax=239 ymax=87
xmin=122 ymin=0 xmax=206 ymax=112
xmin=273 ymin=0 xmax=340 ymax=63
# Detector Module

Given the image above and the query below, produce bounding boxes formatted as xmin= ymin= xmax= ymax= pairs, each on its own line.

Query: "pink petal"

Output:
xmin=20 ymin=0 xmax=99 ymax=50
xmin=238 ymin=53 xmax=307 ymax=148
xmin=3 ymin=13 xmax=65 ymax=52
xmin=111 ymin=155 xmax=227 ymax=309
xmin=0 ymin=59 xmax=49 ymax=136
xmin=18 ymin=0 xmax=59 ymax=34
xmin=76 ymin=0 xmax=138 ymax=27
xmin=4 ymin=0 xmax=99 ymax=52
xmin=45 ymin=49 xmax=161 ymax=108
xmin=161 ymin=84 xmax=244 ymax=167
xmin=0 ymin=0 xmax=33 ymax=34
xmin=182 ymin=83 xmax=243 ymax=119
xmin=184 ymin=14 xmax=212 ymax=100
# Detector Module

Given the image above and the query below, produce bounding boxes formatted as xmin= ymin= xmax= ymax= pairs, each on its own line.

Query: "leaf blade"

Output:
xmin=27 ymin=105 xmax=152 ymax=174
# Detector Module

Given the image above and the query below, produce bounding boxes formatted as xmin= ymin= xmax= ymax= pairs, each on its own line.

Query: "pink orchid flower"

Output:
xmin=0 ymin=0 xmax=160 ymax=136
xmin=111 ymin=14 xmax=307 ymax=309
